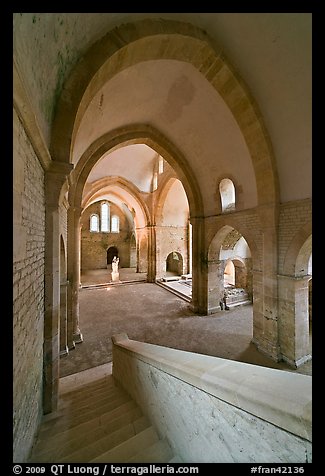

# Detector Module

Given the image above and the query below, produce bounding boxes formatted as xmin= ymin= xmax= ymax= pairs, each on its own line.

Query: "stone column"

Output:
xmin=207 ymin=259 xmax=224 ymax=314
xmin=43 ymin=161 xmax=72 ymax=414
xmin=251 ymin=207 xmax=280 ymax=361
xmin=188 ymin=221 xmax=192 ymax=275
xmin=278 ymin=274 xmax=311 ymax=367
xmin=136 ymin=228 xmax=148 ymax=273
xmin=147 ymin=224 xmax=156 ymax=283
xmin=67 ymin=206 xmax=83 ymax=349
xmin=191 ymin=217 xmax=208 ymax=314
xmin=59 ymin=281 xmax=69 ymax=356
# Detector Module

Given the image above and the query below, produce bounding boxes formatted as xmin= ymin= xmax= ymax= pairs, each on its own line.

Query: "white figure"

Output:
xmin=112 ymin=256 xmax=119 ymax=273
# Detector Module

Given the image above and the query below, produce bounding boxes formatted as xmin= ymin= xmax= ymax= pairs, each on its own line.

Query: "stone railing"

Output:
xmin=112 ymin=334 xmax=312 ymax=463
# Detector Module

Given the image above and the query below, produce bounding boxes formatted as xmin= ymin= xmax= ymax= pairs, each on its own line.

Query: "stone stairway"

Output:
xmin=29 ymin=364 xmax=181 ymax=463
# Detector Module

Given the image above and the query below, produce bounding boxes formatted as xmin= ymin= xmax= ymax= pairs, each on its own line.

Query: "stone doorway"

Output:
xmin=166 ymin=252 xmax=183 ymax=276
xmin=107 ymin=246 xmax=118 ymax=266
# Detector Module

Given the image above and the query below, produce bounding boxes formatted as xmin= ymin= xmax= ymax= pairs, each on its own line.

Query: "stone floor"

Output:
xmin=60 ymin=275 xmax=312 ymax=379
xmin=81 ymin=268 xmax=147 ymax=286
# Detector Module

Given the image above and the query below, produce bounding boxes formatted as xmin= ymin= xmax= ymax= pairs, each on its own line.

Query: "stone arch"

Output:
xmin=207 ymin=222 xmax=260 ymax=270
xmin=69 ymin=124 xmax=203 ymax=220
xmin=224 ymin=257 xmax=247 ymax=287
xmin=51 ymin=19 xmax=278 ymax=207
xmin=154 ymin=176 xmax=190 ymax=278
xmin=166 ymin=251 xmax=184 ymax=276
xmin=278 ymin=224 xmax=312 ymax=367
xmin=107 ymin=246 xmax=119 ymax=267
xmin=154 ymin=176 xmax=180 ymax=225
xmin=82 ymin=176 xmax=150 ymax=229
xmin=154 ymin=176 xmax=189 ymax=224
xmin=282 ymin=221 xmax=312 ymax=276
xmin=207 ymin=224 xmax=256 ymax=316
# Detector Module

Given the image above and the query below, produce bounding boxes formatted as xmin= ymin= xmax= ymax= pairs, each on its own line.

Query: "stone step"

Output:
xmin=47 ymin=387 xmax=130 ymax=421
xmin=32 ymin=416 xmax=150 ymax=463
xmin=128 ymin=439 xmax=173 ymax=463
xmin=32 ymin=402 xmax=142 ymax=454
xmin=39 ymin=394 xmax=132 ymax=437
xmin=90 ymin=426 xmax=159 ymax=463
xmin=61 ymin=416 xmax=150 ymax=463
xmin=35 ymin=400 xmax=139 ymax=443
xmin=59 ymin=378 xmax=118 ymax=402
xmin=60 ymin=375 xmax=115 ymax=394
xmin=155 ymin=280 xmax=191 ymax=302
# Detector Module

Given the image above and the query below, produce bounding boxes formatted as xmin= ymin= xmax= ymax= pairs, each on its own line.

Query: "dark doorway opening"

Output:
xmin=107 ymin=246 xmax=119 ymax=266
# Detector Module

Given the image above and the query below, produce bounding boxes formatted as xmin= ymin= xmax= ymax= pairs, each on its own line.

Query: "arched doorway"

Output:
xmin=166 ymin=252 xmax=183 ymax=276
xmin=279 ymin=230 xmax=312 ymax=367
xmin=107 ymin=246 xmax=119 ymax=266
xmin=223 ymin=258 xmax=251 ymax=308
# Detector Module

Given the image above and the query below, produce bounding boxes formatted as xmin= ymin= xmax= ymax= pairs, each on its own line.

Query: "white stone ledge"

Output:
xmin=112 ymin=333 xmax=311 ymax=442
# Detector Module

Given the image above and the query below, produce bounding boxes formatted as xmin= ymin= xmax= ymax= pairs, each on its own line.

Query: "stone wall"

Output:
xmin=81 ymin=202 xmax=132 ymax=269
xmin=112 ymin=336 xmax=312 ymax=463
xmin=13 ymin=109 xmax=45 ymax=462
xmin=278 ymin=199 xmax=312 ymax=274
xmin=156 ymin=226 xmax=189 ymax=277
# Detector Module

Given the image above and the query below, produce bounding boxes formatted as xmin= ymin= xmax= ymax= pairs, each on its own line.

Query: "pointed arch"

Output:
xmin=51 ymin=19 xmax=278 ymax=207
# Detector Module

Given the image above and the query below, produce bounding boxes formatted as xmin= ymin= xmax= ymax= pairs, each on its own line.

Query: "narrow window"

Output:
xmin=219 ymin=178 xmax=236 ymax=213
xmin=111 ymin=215 xmax=120 ymax=233
xmin=90 ymin=214 xmax=99 ymax=232
xmin=158 ymin=156 xmax=164 ymax=174
xmin=101 ymin=202 xmax=110 ymax=232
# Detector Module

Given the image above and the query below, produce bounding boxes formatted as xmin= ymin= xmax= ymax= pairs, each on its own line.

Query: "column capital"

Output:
xmin=277 ymin=273 xmax=311 ymax=282
xmin=45 ymin=161 xmax=74 ymax=207
xmin=46 ymin=161 xmax=74 ymax=177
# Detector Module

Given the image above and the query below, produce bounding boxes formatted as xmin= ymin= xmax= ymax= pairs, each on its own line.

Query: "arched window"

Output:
xmin=90 ymin=214 xmax=99 ymax=232
xmin=101 ymin=202 xmax=110 ymax=232
xmin=158 ymin=156 xmax=164 ymax=174
xmin=111 ymin=215 xmax=120 ymax=233
xmin=219 ymin=178 xmax=236 ymax=213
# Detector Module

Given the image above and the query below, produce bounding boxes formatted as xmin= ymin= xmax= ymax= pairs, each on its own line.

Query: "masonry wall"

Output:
xmin=113 ymin=341 xmax=312 ymax=463
xmin=156 ymin=226 xmax=189 ymax=278
xmin=278 ymin=199 xmax=312 ymax=274
xmin=13 ymin=109 xmax=45 ymax=462
xmin=81 ymin=202 xmax=132 ymax=270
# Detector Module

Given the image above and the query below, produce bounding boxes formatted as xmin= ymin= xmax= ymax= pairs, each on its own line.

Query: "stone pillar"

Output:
xmin=67 ymin=206 xmax=83 ymax=349
xmin=147 ymin=224 xmax=156 ymax=283
xmin=191 ymin=217 xmax=208 ymax=314
xmin=207 ymin=259 xmax=224 ymax=314
xmin=59 ymin=281 xmax=69 ymax=356
xmin=235 ymin=264 xmax=246 ymax=289
xmin=243 ymin=258 xmax=253 ymax=300
xmin=278 ymin=274 xmax=311 ymax=367
xmin=136 ymin=228 xmax=148 ymax=273
xmin=43 ymin=162 xmax=72 ymax=414
xmin=251 ymin=207 xmax=280 ymax=362
xmin=188 ymin=221 xmax=192 ymax=275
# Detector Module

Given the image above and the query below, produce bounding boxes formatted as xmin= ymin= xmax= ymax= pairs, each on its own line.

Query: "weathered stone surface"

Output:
xmin=13 ymin=109 xmax=45 ymax=462
xmin=113 ymin=336 xmax=312 ymax=463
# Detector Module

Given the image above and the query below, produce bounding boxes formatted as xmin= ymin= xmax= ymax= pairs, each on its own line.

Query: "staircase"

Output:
xmin=29 ymin=364 xmax=181 ymax=463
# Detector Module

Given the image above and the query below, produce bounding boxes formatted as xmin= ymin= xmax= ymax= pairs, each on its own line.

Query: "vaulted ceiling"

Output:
xmin=13 ymin=13 xmax=312 ymax=204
